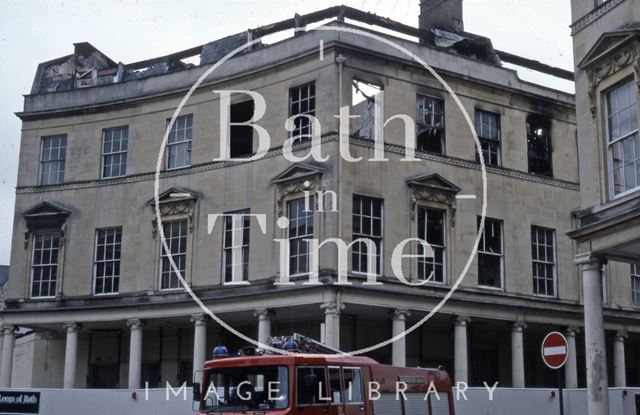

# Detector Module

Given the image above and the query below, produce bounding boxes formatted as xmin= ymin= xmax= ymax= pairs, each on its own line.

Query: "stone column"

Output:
xmin=127 ymin=319 xmax=143 ymax=389
xmin=0 ymin=325 xmax=14 ymax=387
xmin=63 ymin=322 xmax=80 ymax=389
xmin=565 ymin=327 xmax=579 ymax=388
xmin=254 ymin=309 xmax=273 ymax=346
xmin=321 ymin=302 xmax=342 ymax=350
xmin=511 ymin=321 xmax=526 ymax=388
xmin=454 ymin=316 xmax=470 ymax=384
xmin=613 ymin=331 xmax=627 ymax=388
xmin=391 ymin=309 xmax=411 ymax=367
xmin=581 ymin=259 xmax=609 ymax=415
xmin=191 ymin=315 xmax=207 ymax=380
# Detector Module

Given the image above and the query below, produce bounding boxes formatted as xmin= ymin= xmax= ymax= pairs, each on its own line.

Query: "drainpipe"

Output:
xmin=336 ymin=54 xmax=346 ymax=240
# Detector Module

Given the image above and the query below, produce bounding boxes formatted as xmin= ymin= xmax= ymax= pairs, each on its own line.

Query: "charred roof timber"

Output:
xmin=28 ymin=4 xmax=574 ymax=95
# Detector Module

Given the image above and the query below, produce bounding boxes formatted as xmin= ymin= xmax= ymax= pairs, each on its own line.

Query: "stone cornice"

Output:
xmin=15 ymin=136 xmax=580 ymax=196
xmin=570 ymin=0 xmax=626 ymax=35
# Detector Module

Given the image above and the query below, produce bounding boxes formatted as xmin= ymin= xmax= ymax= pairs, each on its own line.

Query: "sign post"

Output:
xmin=542 ymin=331 xmax=569 ymax=415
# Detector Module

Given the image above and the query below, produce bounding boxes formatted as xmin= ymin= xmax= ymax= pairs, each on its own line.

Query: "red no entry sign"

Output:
xmin=541 ymin=331 xmax=569 ymax=369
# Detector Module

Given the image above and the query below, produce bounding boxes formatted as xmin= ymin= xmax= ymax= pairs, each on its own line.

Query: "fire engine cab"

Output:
xmin=192 ymin=333 xmax=455 ymax=415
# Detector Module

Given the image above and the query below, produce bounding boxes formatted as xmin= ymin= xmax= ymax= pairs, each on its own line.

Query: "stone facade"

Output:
xmin=0 ymin=3 xmax=638 ymax=392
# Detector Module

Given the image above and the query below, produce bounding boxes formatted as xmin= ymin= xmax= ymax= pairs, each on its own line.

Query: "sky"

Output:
xmin=0 ymin=0 xmax=574 ymax=265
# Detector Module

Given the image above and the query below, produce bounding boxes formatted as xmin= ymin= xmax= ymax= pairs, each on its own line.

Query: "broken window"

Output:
xmin=417 ymin=207 xmax=446 ymax=283
xmin=417 ymin=95 xmax=445 ymax=154
xmin=230 ymin=100 xmax=255 ymax=158
xmin=40 ymin=134 xmax=67 ymax=185
xmin=477 ymin=217 xmax=503 ymax=289
xmin=289 ymin=82 xmax=316 ymax=141
xmin=526 ymin=115 xmax=552 ymax=176
xmin=475 ymin=110 xmax=501 ymax=166
xmin=351 ymin=80 xmax=382 ymax=140
xmin=102 ymin=126 xmax=128 ymax=178
xmin=166 ymin=114 xmax=192 ymax=170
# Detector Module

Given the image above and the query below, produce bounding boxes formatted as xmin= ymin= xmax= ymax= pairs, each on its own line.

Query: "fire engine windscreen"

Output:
xmin=202 ymin=366 xmax=289 ymax=412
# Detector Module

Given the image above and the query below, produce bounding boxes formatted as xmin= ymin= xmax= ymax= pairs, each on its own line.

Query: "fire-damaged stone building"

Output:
xmin=0 ymin=1 xmax=638 ymax=391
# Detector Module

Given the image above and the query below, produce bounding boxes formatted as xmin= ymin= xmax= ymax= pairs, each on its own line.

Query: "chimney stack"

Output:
xmin=419 ymin=0 xmax=464 ymax=33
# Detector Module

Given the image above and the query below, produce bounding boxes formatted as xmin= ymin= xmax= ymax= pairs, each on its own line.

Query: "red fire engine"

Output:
xmin=193 ymin=333 xmax=455 ymax=415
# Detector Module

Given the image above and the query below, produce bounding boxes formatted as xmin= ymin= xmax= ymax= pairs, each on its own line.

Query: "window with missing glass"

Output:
xmin=531 ymin=226 xmax=556 ymax=296
xmin=352 ymin=195 xmax=383 ymax=276
xmin=40 ymin=135 xmax=67 ymax=185
xmin=102 ymin=126 xmax=128 ymax=178
xmin=527 ymin=115 xmax=552 ymax=176
xmin=160 ymin=219 xmax=188 ymax=290
xmin=289 ymin=82 xmax=316 ymax=141
xmin=417 ymin=207 xmax=446 ymax=283
xmin=288 ymin=197 xmax=314 ymax=277
xmin=606 ymin=79 xmax=639 ymax=197
xmin=477 ymin=217 xmax=503 ymax=289
xmin=166 ymin=114 xmax=192 ymax=169
xmin=417 ymin=95 xmax=445 ymax=154
xmin=94 ymin=227 xmax=122 ymax=295
xmin=475 ymin=110 xmax=501 ymax=166
xmin=222 ymin=210 xmax=250 ymax=284
xmin=632 ymin=264 xmax=640 ymax=306
xmin=31 ymin=232 xmax=61 ymax=298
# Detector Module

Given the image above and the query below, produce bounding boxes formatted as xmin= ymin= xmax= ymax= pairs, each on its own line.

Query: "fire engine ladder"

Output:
xmin=267 ymin=333 xmax=346 ymax=355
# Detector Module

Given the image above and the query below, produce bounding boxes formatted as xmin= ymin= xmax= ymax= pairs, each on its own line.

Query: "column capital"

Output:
xmin=127 ymin=318 xmax=143 ymax=330
xmin=63 ymin=322 xmax=80 ymax=332
xmin=454 ymin=315 xmax=470 ymax=326
xmin=321 ymin=301 xmax=344 ymax=315
xmin=191 ymin=314 xmax=207 ymax=326
xmin=1 ymin=325 xmax=14 ymax=335
xmin=512 ymin=321 xmax=527 ymax=331
xmin=254 ymin=309 xmax=275 ymax=320
xmin=615 ymin=331 xmax=628 ymax=342
xmin=391 ymin=309 xmax=411 ymax=320
xmin=566 ymin=326 xmax=580 ymax=337
xmin=575 ymin=253 xmax=604 ymax=269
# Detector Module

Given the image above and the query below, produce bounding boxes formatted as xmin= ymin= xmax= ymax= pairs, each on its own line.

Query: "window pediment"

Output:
xmin=406 ymin=174 xmax=460 ymax=225
xmin=273 ymin=163 xmax=325 ymax=216
xmin=22 ymin=201 xmax=71 ymax=249
xmin=147 ymin=187 xmax=200 ymax=217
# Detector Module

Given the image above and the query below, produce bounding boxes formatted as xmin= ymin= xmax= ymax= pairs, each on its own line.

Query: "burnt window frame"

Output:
xmin=526 ymin=114 xmax=553 ymax=177
xmin=476 ymin=217 xmax=504 ymax=290
xmin=417 ymin=206 xmax=446 ymax=284
xmin=229 ymin=100 xmax=256 ymax=158
xmin=416 ymin=94 xmax=445 ymax=155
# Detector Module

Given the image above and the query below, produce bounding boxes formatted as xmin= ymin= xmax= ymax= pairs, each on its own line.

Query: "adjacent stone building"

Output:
xmin=0 ymin=1 xmax=637 ymax=392
xmin=569 ymin=0 xmax=640 ymax=413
